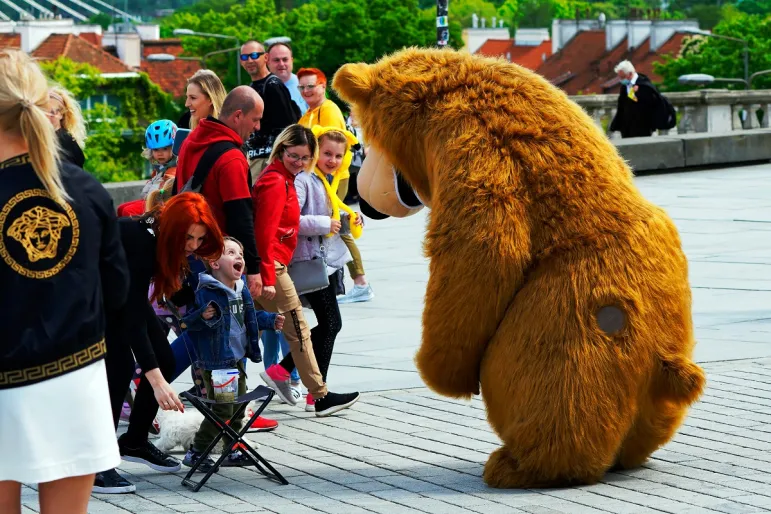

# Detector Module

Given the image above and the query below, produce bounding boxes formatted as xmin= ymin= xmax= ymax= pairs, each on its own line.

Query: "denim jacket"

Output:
xmin=180 ymin=272 xmax=277 ymax=370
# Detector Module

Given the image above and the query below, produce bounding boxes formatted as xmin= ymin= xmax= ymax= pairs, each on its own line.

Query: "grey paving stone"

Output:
xmin=75 ymin=165 xmax=771 ymax=512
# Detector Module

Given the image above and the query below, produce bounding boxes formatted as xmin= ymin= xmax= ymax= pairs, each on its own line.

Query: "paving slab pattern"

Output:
xmin=21 ymin=164 xmax=771 ymax=512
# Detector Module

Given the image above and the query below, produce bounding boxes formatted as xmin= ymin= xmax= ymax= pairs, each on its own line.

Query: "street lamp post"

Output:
xmin=678 ymin=69 xmax=771 ymax=89
xmin=147 ymin=47 xmax=240 ymax=72
xmin=173 ymin=28 xmax=241 ymax=85
xmin=679 ymin=28 xmax=749 ymax=89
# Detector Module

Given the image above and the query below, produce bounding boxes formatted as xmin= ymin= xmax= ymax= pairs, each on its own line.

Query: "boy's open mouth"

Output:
xmin=233 ymin=262 xmax=243 ymax=273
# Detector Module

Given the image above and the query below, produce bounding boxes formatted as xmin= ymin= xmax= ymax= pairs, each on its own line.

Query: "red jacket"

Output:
xmin=252 ymin=160 xmax=300 ymax=286
xmin=175 ymin=118 xmax=249 ymax=231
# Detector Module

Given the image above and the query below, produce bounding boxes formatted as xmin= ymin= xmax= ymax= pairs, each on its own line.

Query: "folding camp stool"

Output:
xmin=180 ymin=385 xmax=289 ymax=491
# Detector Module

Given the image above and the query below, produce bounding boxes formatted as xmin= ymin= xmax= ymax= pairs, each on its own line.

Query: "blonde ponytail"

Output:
xmin=49 ymin=86 xmax=87 ymax=148
xmin=0 ymin=50 xmax=68 ymax=205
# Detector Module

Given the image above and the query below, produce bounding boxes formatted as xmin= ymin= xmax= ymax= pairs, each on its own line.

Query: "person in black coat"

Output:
xmin=46 ymin=87 xmax=87 ymax=167
xmin=0 ymin=49 xmax=129 ymax=513
xmin=97 ymin=192 xmax=226 ymax=494
xmin=609 ymin=60 xmax=662 ymax=139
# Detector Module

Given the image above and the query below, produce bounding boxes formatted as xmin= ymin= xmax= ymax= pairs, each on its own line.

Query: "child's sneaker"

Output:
xmin=260 ymin=364 xmax=297 ymax=405
xmin=221 ymin=448 xmax=252 ymax=467
xmin=305 ymin=393 xmax=315 ymax=412
xmin=280 ymin=385 xmax=302 ymax=405
xmin=314 ymin=391 xmax=360 ymax=417
xmin=247 ymin=415 xmax=278 ymax=432
xmin=182 ymin=449 xmax=217 ymax=474
xmin=337 ymin=284 xmax=374 ymax=304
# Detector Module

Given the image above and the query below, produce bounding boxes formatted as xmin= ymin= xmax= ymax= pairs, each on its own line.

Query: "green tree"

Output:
xmin=41 ymin=57 xmax=179 ymax=182
xmin=82 ymin=104 xmax=144 ymax=183
xmin=654 ymin=12 xmax=771 ymax=91
xmin=159 ymin=0 xmax=463 ymax=94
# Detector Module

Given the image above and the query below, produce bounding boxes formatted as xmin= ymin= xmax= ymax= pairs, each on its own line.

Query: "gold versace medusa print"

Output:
xmin=8 ymin=206 xmax=71 ymax=262
xmin=0 ymin=189 xmax=79 ymax=279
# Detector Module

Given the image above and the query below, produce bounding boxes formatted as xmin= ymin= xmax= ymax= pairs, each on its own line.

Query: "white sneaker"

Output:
xmin=278 ymin=385 xmax=301 ymax=404
xmin=337 ymin=284 xmax=374 ymax=304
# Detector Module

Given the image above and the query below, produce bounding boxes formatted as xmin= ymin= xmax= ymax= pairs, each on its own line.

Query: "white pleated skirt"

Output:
xmin=0 ymin=359 xmax=120 ymax=484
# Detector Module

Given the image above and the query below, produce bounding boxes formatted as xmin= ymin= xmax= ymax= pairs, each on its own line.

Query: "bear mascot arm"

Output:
xmin=334 ymin=61 xmax=531 ymax=399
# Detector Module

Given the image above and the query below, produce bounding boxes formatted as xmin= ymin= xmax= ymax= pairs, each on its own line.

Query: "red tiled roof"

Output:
xmin=77 ymin=32 xmax=102 ymax=47
xmin=476 ymin=39 xmax=552 ymax=71
xmin=31 ymin=34 xmax=129 ymax=73
xmin=140 ymin=59 xmax=201 ymax=98
xmin=513 ymin=41 xmax=552 ymax=70
xmin=635 ymin=33 xmax=686 ymax=83
xmin=142 ymin=39 xmax=185 ymax=58
xmin=536 ymin=30 xmax=607 ymax=94
xmin=476 ymin=39 xmax=513 ymax=57
xmin=537 ymin=31 xmax=686 ymax=95
xmin=0 ymin=33 xmax=21 ymax=49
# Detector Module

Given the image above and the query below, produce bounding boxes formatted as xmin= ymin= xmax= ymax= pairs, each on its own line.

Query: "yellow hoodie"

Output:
xmin=311 ymin=125 xmax=362 ymax=239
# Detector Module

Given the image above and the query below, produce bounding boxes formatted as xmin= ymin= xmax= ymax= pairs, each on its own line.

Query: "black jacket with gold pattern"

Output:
xmin=0 ymin=154 xmax=129 ymax=389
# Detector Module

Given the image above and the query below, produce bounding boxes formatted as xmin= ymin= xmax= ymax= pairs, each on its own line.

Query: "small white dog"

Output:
xmin=153 ymin=402 xmax=263 ymax=453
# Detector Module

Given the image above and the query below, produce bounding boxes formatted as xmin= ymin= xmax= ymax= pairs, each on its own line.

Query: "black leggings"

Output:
xmin=279 ymin=272 xmax=342 ymax=383
xmin=105 ymin=302 xmax=176 ymax=446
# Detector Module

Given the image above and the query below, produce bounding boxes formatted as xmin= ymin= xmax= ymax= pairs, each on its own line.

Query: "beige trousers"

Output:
xmin=255 ymin=261 xmax=327 ymax=397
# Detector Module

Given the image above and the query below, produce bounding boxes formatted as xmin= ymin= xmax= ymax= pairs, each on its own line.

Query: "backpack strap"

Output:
xmin=180 ymin=141 xmax=240 ymax=194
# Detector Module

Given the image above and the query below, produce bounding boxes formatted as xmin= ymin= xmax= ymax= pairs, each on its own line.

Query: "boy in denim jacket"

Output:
xmin=181 ymin=236 xmax=284 ymax=470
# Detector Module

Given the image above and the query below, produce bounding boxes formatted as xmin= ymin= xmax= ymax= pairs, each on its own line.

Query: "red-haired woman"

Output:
xmin=98 ymin=192 xmax=224 ymax=494
xmin=297 ymin=68 xmax=346 ymax=130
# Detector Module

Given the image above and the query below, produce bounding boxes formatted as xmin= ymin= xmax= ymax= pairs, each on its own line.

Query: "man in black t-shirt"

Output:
xmin=239 ymin=40 xmax=299 ymax=183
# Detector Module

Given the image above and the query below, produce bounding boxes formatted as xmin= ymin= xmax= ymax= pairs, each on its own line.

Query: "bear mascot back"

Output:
xmin=333 ymin=48 xmax=706 ymax=489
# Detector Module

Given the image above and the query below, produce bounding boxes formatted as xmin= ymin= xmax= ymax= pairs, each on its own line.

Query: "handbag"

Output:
xmin=288 ymin=236 xmax=329 ymax=295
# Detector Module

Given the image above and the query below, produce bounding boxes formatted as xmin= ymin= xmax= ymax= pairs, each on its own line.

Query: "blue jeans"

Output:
xmin=262 ymin=330 xmax=300 ymax=383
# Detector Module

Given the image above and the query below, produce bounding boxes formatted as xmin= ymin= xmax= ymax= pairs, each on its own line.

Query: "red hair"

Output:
xmin=151 ymin=192 xmax=223 ymax=304
xmin=297 ymin=67 xmax=327 ymax=85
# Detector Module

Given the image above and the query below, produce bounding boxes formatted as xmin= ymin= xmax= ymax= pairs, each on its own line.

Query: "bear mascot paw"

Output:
xmin=333 ymin=47 xmax=706 ymax=489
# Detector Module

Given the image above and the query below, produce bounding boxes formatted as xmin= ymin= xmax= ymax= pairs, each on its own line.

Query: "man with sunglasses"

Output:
xmin=240 ymin=40 xmax=300 ymax=183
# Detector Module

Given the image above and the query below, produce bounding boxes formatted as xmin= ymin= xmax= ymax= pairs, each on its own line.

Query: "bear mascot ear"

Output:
xmin=333 ymin=63 xmax=374 ymax=106
xmin=334 ymin=62 xmax=425 ymax=219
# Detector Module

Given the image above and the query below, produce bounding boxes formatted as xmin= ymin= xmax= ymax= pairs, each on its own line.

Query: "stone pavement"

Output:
xmin=23 ymin=163 xmax=771 ymax=512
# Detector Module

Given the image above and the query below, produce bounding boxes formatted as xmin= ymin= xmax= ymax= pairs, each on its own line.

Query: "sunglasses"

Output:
xmin=240 ymin=52 xmax=265 ymax=61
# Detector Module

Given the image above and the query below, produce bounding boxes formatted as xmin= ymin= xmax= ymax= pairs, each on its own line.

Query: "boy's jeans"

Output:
xmin=261 ymin=330 xmax=300 ymax=383
xmin=192 ymin=362 xmax=248 ymax=453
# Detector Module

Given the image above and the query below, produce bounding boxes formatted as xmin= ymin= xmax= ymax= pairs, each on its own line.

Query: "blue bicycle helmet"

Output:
xmin=145 ymin=120 xmax=177 ymax=150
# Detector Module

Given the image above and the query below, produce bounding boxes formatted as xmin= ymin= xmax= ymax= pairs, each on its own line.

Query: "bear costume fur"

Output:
xmin=332 ymin=48 xmax=706 ymax=489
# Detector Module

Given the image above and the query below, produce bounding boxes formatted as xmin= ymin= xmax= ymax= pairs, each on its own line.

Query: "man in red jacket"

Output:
xmin=176 ymin=86 xmax=264 ymax=297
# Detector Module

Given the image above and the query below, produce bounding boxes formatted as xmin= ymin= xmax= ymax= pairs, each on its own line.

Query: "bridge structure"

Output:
xmin=0 ymin=0 xmax=139 ymax=23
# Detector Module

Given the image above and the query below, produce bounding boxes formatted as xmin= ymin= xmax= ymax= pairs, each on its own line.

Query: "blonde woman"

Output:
xmin=46 ymin=86 xmax=86 ymax=168
xmin=252 ymin=124 xmax=360 ymax=417
xmin=0 ymin=49 xmax=129 ymax=512
xmin=186 ymin=70 xmax=226 ymax=130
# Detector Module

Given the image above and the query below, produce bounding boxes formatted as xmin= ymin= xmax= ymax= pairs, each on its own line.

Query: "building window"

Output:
xmin=79 ymin=94 xmax=122 ymax=114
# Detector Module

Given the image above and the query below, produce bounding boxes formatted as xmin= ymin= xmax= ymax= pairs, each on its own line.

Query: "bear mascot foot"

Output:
xmin=483 ymin=446 xmax=603 ymax=489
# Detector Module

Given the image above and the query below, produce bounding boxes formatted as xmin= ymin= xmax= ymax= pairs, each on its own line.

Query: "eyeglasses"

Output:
xmin=284 ymin=151 xmax=312 ymax=164
xmin=240 ymin=52 xmax=265 ymax=61
xmin=297 ymin=84 xmax=321 ymax=91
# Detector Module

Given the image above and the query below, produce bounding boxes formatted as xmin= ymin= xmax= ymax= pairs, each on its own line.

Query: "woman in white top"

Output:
xmin=291 ymin=126 xmax=364 ymax=412
xmin=0 ymin=49 xmax=129 ymax=514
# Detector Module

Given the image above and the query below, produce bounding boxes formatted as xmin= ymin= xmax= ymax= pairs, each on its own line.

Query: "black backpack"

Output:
xmin=653 ymin=93 xmax=677 ymax=131
xmin=178 ymin=140 xmax=241 ymax=194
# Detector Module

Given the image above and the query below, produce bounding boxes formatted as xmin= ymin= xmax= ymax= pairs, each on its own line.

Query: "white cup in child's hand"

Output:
xmin=275 ymin=314 xmax=285 ymax=331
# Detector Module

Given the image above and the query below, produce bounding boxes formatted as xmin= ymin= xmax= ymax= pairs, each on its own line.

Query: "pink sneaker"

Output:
xmin=259 ymin=365 xmax=297 ymax=405
xmin=305 ymin=393 xmax=314 ymax=412
xmin=120 ymin=401 xmax=132 ymax=422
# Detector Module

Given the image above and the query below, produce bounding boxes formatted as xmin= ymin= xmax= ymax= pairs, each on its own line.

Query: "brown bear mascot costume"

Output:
xmin=333 ymin=48 xmax=706 ymax=489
